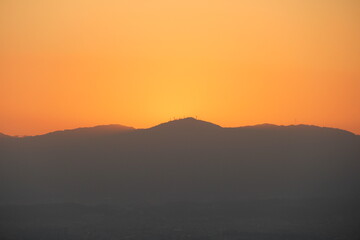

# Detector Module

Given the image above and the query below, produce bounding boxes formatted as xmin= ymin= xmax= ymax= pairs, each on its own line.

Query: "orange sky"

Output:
xmin=1 ymin=0 xmax=360 ymax=136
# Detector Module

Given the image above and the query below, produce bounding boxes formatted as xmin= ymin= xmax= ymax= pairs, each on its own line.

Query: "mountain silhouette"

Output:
xmin=0 ymin=132 xmax=11 ymax=138
xmin=150 ymin=117 xmax=221 ymax=131
xmin=43 ymin=124 xmax=134 ymax=136
xmin=31 ymin=124 xmax=134 ymax=140
xmin=0 ymin=118 xmax=359 ymax=204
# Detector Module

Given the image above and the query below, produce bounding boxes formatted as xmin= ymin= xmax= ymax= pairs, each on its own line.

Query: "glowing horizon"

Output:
xmin=1 ymin=0 xmax=360 ymax=136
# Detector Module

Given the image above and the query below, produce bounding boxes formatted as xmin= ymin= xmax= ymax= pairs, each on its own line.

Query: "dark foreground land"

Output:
xmin=1 ymin=119 xmax=360 ymax=239
xmin=1 ymin=199 xmax=360 ymax=240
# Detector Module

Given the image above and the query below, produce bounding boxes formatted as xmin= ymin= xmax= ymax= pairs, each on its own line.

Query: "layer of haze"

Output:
xmin=1 ymin=0 xmax=359 ymax=136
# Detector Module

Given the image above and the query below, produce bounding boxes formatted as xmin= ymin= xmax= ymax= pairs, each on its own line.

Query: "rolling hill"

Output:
xmin=1 ymin=118 xmax=359 ymax=204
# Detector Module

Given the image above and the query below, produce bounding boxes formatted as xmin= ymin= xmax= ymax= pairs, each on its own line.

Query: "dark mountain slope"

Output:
xmin=41 ymin=124 xmax=134 ymax=136
xmin=0 ymin=132 xmax=13 ymax=139
xmin=0 ymin=119 xmax=359 ymax=204
xmin=27 ymin=124 xmax=134 ymax=141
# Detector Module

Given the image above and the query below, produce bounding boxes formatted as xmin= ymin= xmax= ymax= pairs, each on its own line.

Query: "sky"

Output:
xmin=1 ymin=0 xmax=359 ymax=136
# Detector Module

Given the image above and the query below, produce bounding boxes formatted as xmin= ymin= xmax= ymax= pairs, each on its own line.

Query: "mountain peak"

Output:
xmin=151 ymin=117 xmax=221 ymax=131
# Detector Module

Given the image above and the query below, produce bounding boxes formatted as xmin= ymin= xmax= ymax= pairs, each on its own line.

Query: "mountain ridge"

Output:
xmin=1 ymin=118 xmax=357 ymax=138
xmin=0 ymin=132 xmax=11 ymax=138
xmin=1 ymin=117 xmax=359 ymax=204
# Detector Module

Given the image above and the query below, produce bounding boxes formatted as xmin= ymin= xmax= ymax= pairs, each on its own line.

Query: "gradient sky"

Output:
xmin=1 ymin=0 xmax=359 ymax=136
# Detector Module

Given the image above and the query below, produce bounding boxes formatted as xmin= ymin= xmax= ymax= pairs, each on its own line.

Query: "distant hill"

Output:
xmin=42 ymin=124 xmax=134 ymax=136
xmin=28 ymin=124 xmax=135 ymax=141
xmin=150 ymin=117 xmax=221 ymax=131
xmin=0 ymin=132 xmax=12 ymax=138
xmin=0 ymin=118 xmax=359 ymax=204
